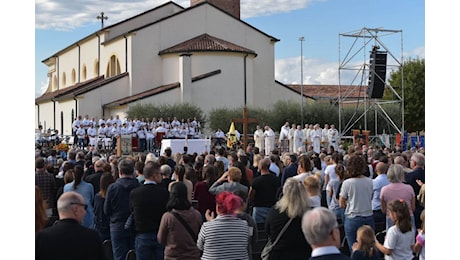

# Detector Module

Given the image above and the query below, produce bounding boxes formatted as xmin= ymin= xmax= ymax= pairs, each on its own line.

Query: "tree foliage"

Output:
xmin=386 ymin=58 xmax=425 ymax=132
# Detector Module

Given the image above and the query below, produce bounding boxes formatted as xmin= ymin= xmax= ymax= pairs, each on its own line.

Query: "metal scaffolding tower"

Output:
xmin=337 ymin=27 xmax=404 ymax=142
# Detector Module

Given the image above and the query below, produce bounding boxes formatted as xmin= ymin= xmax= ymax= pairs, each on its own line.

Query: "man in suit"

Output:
xmin=36 ymin=191 xmax=104 ymax=260
xmin=129 ymin=161 xmax=170 ymax=260
xmin=301 ymin=207 xmax=351 ymax=260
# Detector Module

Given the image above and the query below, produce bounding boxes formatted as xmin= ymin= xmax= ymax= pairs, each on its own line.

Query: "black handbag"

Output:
xmin=261 ymin=218 xmax=293 ymax=260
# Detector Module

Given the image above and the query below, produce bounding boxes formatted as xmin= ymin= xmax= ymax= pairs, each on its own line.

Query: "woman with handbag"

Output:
xmin=263 ymin=177 xmax=313 ymax=259
xmin=158 ymin=181 xmax=203 ymax=260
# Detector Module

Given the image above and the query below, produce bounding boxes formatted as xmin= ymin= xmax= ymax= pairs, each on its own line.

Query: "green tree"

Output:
xmin=386 ymin=58 xmax=425 ymax=132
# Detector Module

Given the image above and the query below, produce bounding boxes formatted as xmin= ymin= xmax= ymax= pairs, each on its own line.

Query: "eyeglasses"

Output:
xmin=71 ymin=202 xmax=88 ymax=210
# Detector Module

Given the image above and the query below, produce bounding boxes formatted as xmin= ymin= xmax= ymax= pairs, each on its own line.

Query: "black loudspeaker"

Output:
xmin=367 ymin=48 xmax=387 ymax=98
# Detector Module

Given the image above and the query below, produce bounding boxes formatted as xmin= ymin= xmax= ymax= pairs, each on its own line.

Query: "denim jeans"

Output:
xmin=135 ymin=232 xmax=164 ymax=260
xmin=344 ymin=215 xmax=375 ymax=253
xmin=332 ymin=207 xmax=345 ymax=224
xmin=111 ymin=229 xmax=135 ymax=260
xmin=252 ymin=207 xmax=271 ymax=223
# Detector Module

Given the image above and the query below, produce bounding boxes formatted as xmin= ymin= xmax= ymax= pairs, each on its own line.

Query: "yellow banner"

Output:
xmin=227 ymin=122 xmax=237 ymax=147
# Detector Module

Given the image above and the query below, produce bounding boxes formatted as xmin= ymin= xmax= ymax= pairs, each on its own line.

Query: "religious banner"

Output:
xmin=403 ymin=132 xmax=409 ymax=151
xmin=362 ymin=130 xmax=370 ymax=147
xmin=227 ymin=122 xmax=237 ymax=148
xmin=353 ymin=129 xmax=368 ymax=147
xmin=395 ymin=133 xmax=401 ymax=146
xmin=419 ymin=135 xmax=425 ymax=148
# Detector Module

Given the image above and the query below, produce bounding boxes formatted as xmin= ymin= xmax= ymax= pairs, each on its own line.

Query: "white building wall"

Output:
xmin=128 ymin=4 xmax=277 ymax=109
xmin=79 ymin=37 xmax=101 ymax=81
xmin=136 ymin=88 xmax=182 ymax=107
xmin=56 ymin=100 xmax=77 ymax=136
xmin=105 ymin=3 xmax=184 ymax=42
xmin=36 ymin=102 xmax=54 ymax=131
xmin=100 ymin=39 xmax=128 ymax=83
xmin=56 ymin=49 xmax=79 ymax=89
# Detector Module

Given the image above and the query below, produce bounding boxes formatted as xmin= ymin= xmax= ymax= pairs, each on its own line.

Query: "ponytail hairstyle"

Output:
xmin=174 ymin=164 xmax=185 ymax=181
xmin=388 ymin=199 xmax=412 ymax=233
xmin=73 ymin=164 xmax=84 ymax=190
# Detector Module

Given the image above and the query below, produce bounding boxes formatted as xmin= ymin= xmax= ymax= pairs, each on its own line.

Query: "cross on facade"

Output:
xmin=97 ymin=12 xmax=108 ymax=29
xmin=232 ymin=106 xmax=258 ymax=150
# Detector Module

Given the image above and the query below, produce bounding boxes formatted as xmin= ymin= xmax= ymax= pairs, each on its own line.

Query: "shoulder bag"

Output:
xmin=261 ymin=218 xmax=293 ymax=260
xmin=171 ymin=211 xmax=197 ymax=241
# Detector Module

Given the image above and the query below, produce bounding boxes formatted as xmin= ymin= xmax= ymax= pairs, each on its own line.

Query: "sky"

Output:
xmin=34 ymin=0 xmax=426 ymax=97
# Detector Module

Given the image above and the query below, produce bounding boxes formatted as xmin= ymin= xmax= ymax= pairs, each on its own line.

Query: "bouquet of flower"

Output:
xmin=57 ymin=143 xmax=69 ymax=152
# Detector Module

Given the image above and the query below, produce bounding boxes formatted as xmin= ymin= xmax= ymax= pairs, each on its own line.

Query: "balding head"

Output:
xmin=302 ymin=207 xmax=341 ymax=249
xmin=57 ymin=191 xmax=87 ymax=224
xmin=375 ymin=162 xmax=389 ymax=175
xmin=259 ymin=157 xmax=271 ymax=173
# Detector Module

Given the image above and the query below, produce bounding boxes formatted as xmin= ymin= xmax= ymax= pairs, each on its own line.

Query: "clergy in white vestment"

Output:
xmin=294 ymin=125 xmax=304 ymax=154
xmin=310 ymin=124 xmax=322 ymax=154
xmin=263 ymin=126 xmax=275 ymax=156
xmin=254 ymin=125 xmax=265 ymax=152
xmin=288 ymin=123 xmax=296 ymax=153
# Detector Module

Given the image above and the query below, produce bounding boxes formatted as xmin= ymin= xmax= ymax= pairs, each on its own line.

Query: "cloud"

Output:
xmin=35 ymin=0 xmax=313 ymax=30
xmin=275 ymin=56 xmax=388 ymax=85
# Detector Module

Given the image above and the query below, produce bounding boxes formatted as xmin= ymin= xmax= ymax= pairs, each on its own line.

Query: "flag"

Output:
xmin=227 ymin=121 xmax=237 ymax=147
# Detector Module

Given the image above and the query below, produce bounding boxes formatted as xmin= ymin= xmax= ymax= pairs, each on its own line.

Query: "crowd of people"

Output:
xmin=35 ymin=134 xmax=426 ymax=260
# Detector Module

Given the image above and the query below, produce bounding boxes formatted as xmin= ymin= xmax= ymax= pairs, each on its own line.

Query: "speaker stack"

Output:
xmin=367 ymin=46 xmax=387 ymax=99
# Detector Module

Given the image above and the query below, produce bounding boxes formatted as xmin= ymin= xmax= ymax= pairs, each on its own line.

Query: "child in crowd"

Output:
xmin=413 ymin=209 xmax=425 ymax=260
xmin=304 ymin=175 xmax=321 ymax=208
xmin=351 ymin=225 xmax=380 ymax=260
xmin=375 ymin=199 xmax=415 ymax=260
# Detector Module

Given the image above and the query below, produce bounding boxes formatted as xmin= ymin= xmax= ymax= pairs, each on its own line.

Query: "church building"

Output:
xmin=35 ymin=0 xmax=306 ymax=136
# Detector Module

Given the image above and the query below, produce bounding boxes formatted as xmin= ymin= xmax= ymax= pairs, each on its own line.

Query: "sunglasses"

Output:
xmin=71 ymin=202 xmax=88 ymax=210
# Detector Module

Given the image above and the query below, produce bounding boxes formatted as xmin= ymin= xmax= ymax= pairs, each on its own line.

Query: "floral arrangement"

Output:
xmin=56 ymin=143 xmax=69 ymax=152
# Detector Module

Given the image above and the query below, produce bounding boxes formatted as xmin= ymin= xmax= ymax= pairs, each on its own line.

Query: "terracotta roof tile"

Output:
xmin=103 ymin=69 xmax=222 ymax=108
xmin=159 ymin=33 xmax=257 ymax=56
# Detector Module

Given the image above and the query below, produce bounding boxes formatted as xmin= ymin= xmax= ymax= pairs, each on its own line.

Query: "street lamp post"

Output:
xmin=299 ymin=36 xmax=305 ymax=127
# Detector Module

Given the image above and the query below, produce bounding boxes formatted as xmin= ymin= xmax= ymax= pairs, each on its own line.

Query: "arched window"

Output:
xmin=53 ymin=75 xmax=58 ymax=91
xmin=106 ymin=55 xmax=121 ymax=77
xmin=71 ymin=69 xmax=76 ymax=84
xmin=82 ymin=65 xmax=87 ymax=81
xmin=94 ymin=59 xmax=99 ymax=76
xmin=62 ymin=72 xmax=67 ymax=88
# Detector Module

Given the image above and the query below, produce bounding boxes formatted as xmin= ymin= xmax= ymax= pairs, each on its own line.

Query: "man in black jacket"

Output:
xmin=129 ymin=160 xmax=170 ymax=260
xmin=36 ymin=191 xmax=104 ymax=260
xmin=104 ymin=158 xmax=140 ymax=260
xmin=85 ymin=159 xmax=105 ymax=194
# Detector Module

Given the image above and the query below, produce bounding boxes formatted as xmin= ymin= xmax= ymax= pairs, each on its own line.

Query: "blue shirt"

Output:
xmin=372 ymin=174 xmax=390 ymax=211
xmin=64 ymin=180 xmax=95 ymax=228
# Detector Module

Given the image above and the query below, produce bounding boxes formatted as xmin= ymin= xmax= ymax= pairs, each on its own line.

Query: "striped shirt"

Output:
xmin=197 ymin=214 xmax=249 ymax=260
